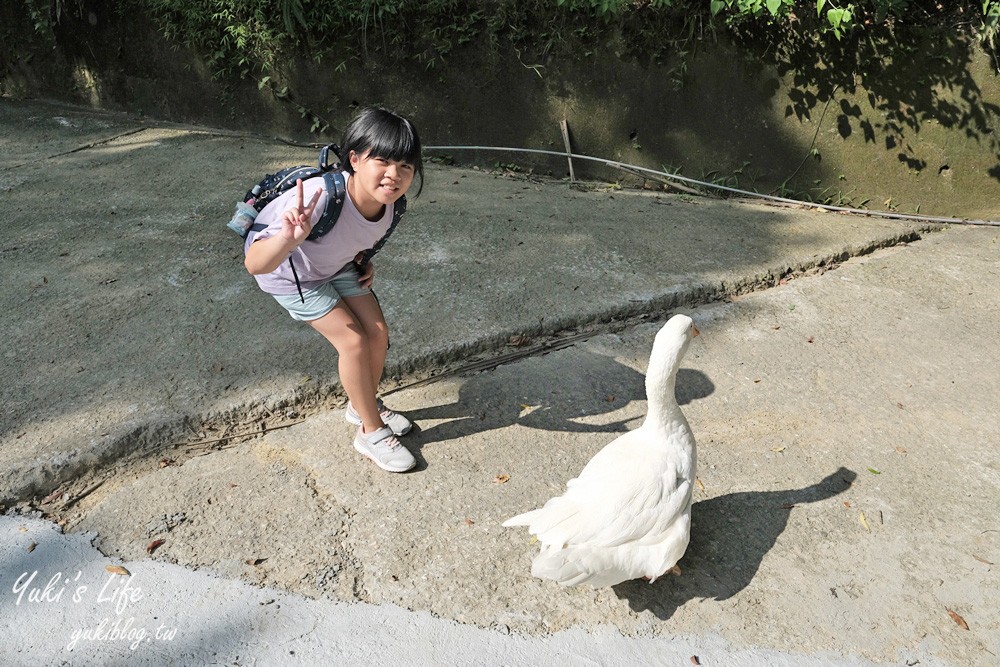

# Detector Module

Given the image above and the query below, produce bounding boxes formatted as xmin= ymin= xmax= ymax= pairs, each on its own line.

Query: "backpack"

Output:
xmin=227 ymin=143 xmax=407 ymax=301
xmin=226 ymin=143 xmax=347 ymax=241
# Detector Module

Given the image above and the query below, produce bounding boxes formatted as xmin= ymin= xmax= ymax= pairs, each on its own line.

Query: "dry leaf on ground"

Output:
xmin=859 ymin=511 xmax=871 ymax=532
xmin=492 ymin=474 xmax=510 ymax=485
xmin=146 ymin=539 xmax=165 ymax=555
xmin=41 ymin=487 xmax=64 ymax=504
xmin=946 ymin=608 xmax=970 ymax=630
xmin=106 ymin=565 xmax=131 ymax=576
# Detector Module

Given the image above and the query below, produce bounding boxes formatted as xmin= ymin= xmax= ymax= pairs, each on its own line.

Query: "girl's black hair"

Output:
xmin=341 ymin=107 xmax=423 ymax=196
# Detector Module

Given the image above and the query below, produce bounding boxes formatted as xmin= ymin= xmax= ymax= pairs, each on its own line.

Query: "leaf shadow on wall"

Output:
xmin=749 ymin=20 xmax=1000 ymax=187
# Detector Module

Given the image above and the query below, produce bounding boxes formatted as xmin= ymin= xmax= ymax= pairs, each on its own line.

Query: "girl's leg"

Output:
xmin=341 ymin=292 xmax=414 ymax=437
xmin=307 ymin=301 xmax=384 ymax=433
xmin=341 ymin=292 xmax=389 ymax=388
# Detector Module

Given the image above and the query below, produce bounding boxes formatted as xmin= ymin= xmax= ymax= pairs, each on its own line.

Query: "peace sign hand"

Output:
xmin=279 ymin=179 xmax=322 ymax=244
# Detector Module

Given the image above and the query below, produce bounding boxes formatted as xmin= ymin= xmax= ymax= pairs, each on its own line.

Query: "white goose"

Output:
xmin=503 ymin=314 xmax=699 ymax=587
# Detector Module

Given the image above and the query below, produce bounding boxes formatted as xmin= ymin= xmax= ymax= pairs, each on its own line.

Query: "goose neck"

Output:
xmin=645 ymin=369 xmax=680 ymax=424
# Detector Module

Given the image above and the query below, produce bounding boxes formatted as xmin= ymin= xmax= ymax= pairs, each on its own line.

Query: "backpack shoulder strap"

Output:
xmin=357 ymin=194 xmax=406 ymax=267
xmin=306 ymin=171 xmax=347 ymax=241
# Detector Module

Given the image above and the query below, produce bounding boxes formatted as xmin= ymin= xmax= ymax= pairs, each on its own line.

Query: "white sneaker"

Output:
xmin=345 ymin=399 xmax=413 ymax=436
xmin=353 ymin=426 xmax=416 ymax=473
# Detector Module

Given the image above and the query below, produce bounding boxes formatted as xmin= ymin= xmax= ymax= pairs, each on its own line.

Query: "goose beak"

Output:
xmin=692 ymin=325 xmax=700 ymax=338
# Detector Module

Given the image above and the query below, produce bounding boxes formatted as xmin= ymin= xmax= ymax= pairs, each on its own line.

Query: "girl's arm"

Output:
xmin=245 ymin=234 xmax=302 ymax=275
xmin=244 ymin=179 xmax=320 ymax=275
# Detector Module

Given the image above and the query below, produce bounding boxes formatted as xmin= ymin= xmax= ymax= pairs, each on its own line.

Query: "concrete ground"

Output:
xmin=1 ymin=98 xmax=998 ymax=665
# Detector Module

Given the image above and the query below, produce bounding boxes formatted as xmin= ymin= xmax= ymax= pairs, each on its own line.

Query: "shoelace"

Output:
xmin=377 ymin=436 xmax=401 ymax=450
xmin=366 ymin=429 xmax=400 ymax=450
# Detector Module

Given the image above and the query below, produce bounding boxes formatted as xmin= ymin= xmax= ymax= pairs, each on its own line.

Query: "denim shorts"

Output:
xmin=271 ymin=264 xmax=371 ymax=321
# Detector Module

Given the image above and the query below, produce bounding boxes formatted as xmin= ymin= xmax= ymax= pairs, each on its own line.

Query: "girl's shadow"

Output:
xmin=612 ymin=467 xmax=858 ymax=618
xmin=393 ymin=347 xmax=714 ymax=454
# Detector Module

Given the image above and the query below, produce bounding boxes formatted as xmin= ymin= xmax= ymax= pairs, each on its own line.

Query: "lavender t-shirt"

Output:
xmin=245 ymin=172 xmax=394 ymax=295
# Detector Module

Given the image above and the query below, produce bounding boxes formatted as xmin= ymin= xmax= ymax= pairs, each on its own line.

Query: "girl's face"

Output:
xmin=348 ymin=149 xmax=415 ymax=220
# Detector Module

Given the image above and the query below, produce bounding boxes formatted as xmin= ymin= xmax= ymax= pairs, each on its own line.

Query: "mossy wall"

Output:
xmin=3 ymin=2 xmax=998 ymax=219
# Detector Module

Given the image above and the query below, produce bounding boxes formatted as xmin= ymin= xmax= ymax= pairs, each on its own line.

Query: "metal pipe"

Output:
xmin=425 ymin=145 xmax=1000 ymax=228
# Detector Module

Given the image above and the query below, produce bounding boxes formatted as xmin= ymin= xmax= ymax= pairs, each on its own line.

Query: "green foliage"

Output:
xmin=26 ymin=1 xmax=54 ymax=36
xmin=147 ymin=0 xmax=300 ymax=77
xmin=709 ymin=0 xmax=795 ymax=20
xmin=556 ymin=0 xmax=677 ymax=14
xmin=983 ymin=1 xmax=1000 ymax=52
xmin=14 ymin=0 xmax=1000 ymax=72
xmin=19 ymin=0 xmax=84 ymax=36
xmin=709 ymin=0 xmax=862 ymax=38
xmin=136 ymin=1 xmax=1000 ymax=84
xmin=710 ymin=1 xmax=997 ymax=43
xmin=142 ymin=0 xmax=486 ymax=78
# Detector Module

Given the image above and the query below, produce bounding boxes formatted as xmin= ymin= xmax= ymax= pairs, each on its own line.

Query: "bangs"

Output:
xmin=365 ymin=120 xmax=420 ymax=165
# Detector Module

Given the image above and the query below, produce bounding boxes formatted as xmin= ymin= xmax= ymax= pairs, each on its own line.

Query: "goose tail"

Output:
xmin=502 ymin=509 xmax=539 ymax=528
xmin=530 ymin=546 xmax=632 ymax=587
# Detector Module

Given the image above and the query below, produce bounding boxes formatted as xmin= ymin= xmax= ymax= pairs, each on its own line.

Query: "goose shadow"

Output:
xmin=391 ymin=347 xmax=713 ymax=456
xmin=612 ymin=467 xmax=858 ymax=619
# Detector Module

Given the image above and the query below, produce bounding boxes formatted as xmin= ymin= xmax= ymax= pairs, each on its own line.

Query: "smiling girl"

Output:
xmin=245 ymin=107 xmax=423 ymax=473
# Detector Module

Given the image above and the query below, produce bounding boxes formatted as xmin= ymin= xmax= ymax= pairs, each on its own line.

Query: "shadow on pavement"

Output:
xmin=397 ymin=348 xmax=714 ymax=454
xmin=613 ymin=467 xmax=857 ymax=619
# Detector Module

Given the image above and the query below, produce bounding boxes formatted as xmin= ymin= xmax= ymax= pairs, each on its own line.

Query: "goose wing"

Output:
xmin=504 ymin=430 xmax=690 ymax=549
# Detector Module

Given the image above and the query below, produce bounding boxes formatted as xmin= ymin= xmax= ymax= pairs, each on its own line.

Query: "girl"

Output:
xmin=245 ymin=107 xmax=423 ymax=473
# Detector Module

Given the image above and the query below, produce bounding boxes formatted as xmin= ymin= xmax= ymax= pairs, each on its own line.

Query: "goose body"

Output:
xmin=503 ymin=314 xmax=699 ymax=587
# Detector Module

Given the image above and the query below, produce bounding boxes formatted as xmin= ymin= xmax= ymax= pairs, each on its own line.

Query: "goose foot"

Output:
xmin=641 ymin=566 xmax=682 ymax=583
